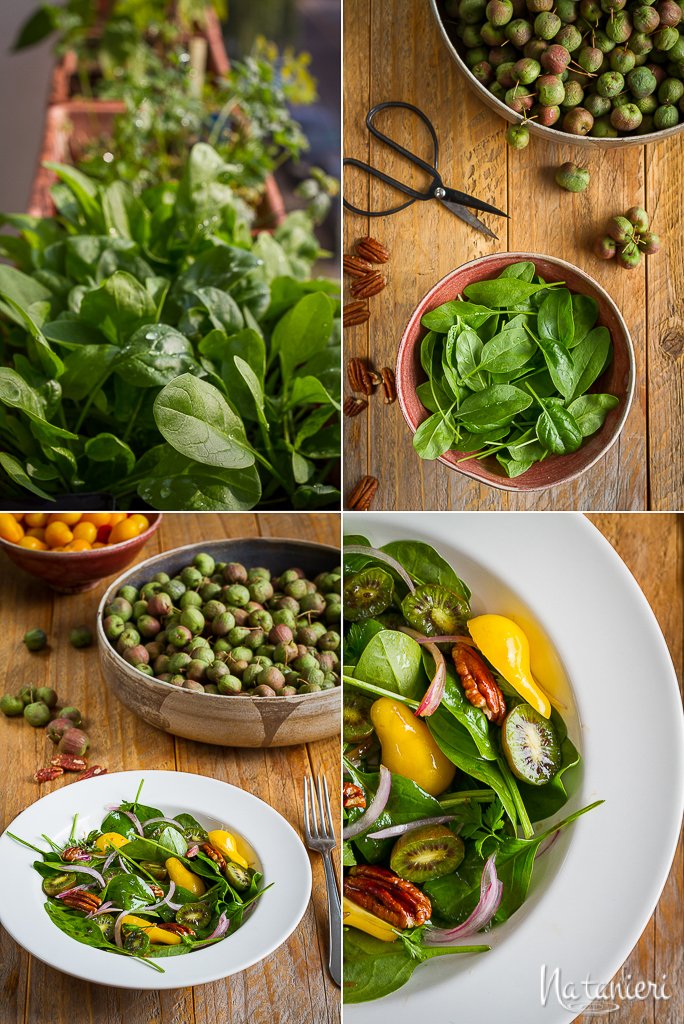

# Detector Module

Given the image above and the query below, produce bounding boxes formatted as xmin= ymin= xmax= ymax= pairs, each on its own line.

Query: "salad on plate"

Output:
xmin=342 ymin=536 xmax=601 ymax=1002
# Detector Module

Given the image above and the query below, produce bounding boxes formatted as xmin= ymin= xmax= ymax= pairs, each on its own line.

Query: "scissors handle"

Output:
xmin=343 ymin=101 xmax=443 ymax=217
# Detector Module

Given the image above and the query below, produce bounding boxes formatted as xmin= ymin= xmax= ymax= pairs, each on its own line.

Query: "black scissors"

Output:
xmin=344 ymin=101 xmax=507 ymax=239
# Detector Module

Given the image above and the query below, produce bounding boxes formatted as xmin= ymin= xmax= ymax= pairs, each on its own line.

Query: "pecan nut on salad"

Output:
xmin=341 ymin=535 xmax=602 ymax=1003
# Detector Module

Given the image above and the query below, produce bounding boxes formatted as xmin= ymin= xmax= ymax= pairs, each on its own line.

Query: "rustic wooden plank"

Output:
xmin=1 ymin=512 xmax=340 ymax=1024
xmin=578 ymin=513 xmax=683 ymax=1022
xmin=645 ymin=136 xmax=684 ymax=510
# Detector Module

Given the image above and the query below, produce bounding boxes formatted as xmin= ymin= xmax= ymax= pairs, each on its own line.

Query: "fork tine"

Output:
xmin=321 ymin=774 xmax=336 ymax=844
xmin=308 ymin=775 xmax=319 ymax=838
xmin=315 ymin=774 xmax=329 ymax=838
xmin=303 ymin=775 xmax=312 ymax=840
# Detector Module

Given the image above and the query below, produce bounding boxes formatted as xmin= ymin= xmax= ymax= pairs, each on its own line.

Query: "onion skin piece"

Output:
xmin=423 ymin=855 xmax=502 ymax=944
xmin=342 ymin=764 xmax=392 ymax=839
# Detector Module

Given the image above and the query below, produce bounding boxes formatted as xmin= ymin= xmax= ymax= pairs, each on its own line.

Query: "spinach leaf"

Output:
xmin=437 ymin=665 xmax=495 ymax=759
xmin=115 ymin=324 xmax=198 ymax=387
xmin=153 ymin=374 xmax=254 ymax=470
xmin=570 ymin=294 xmax=599 ymax=346
xmin=568 ymin=326 xmax=612 ymax=402
xmin=0 ymin=453 xmax=54 ymax=500
xmin=455 ymin=385 xmax=532 ymax=430
xmin=134 ymin=446 xmax=262 ymax=510
xmin=44 ymin=900 xmax=163 ymax=972
xmin=478 ymin=325 xmax=535 ymax=374
xmin=421 ymin=301 xmax=492 ymax=333
xmin=272 ymin=291 xmax=333 ymax=378
xmin=354 ymin=630 xmax=426 ymax=701
xmin=453 ymin=326 xmax=487 ymax=390
xmin=499 ymin=261 xmax=536 ymax=281
xmin=537 ymin=288 xmax=574 ymax=347
xmin=463 ymin=278 xmax=552 ymax=308
xmin=412 ymin=410 xmax=455 ymax=459
xmin=104 ymin=874 xmax=157 ymax=911
xmin=535 ymin=398 xmax=583 ymax=455
xmin=379 ymin=541 xmax=471 ymax=600
xmin=534 ymin=334 xmax=575 ymax=399
xmin=79 ymin=271 xmax=155 ymax=343
xmin=0 ymin=368 xmax=77 ymax=439
xmin=566 ymin=393 xmax=619 ymax=436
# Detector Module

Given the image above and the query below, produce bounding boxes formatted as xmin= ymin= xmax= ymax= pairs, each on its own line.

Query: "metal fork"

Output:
xmin=303 ymin=774 xmax=341 ymax=987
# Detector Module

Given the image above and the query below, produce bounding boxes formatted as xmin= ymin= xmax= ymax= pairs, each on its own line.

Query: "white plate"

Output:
xmin=0 ymin=770 xmax=312 ymax=989
xmin=344 ymin=512 xmax=683 ymax=1023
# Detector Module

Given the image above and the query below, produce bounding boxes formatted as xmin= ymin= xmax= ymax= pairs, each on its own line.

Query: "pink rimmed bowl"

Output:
xmin=396 ymin=252 xmax=635 ymax=492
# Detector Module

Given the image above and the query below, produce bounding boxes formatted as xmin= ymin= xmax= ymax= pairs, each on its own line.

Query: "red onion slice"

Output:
xmin=343 ymin=764 xmax=391 ymax=839
xmin=102 ymin=850 xmax=119 ymax=872
xmin=412 ymin=634 xmax=476 ymax=646
xmin=143 ymin=817 xmax=185 ymax=832
xmin=114 ymin=908 xmax=129 ymax=948
xmin=56 ymin=863 xmax=106 ymax=888
xmin=138 ymin=880 xmax=176 ymax=912
xmin=118 ymin=855 xmax=131 ymax=873
xmin=536 ymin=829 xmax=560 ymax=859
xmin=343 ymin=545 xmax=416 ymax=594
xmin=401 ymin=627 xmax=446 ymax=717
xmin=186 ymin=844 xmax=199 ymax=858
xmin=367 ymin=814 xmax=456 ymax=840
xmin=423 ymin=855 xmax=503 ymax=944
xmin=86 ymin=900 xmax=115 ymax=918
xmin=55 ymin=883 xmax=90 ymax=900
xmin=194 ymin=911 xmax=230 ymax=945
xmin=121 ymin=810 xmax=144 ymax=836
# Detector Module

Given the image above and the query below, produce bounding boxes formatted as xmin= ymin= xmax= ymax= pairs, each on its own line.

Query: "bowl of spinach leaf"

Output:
xmin=396 ymin=254 xmax=634 ymax=490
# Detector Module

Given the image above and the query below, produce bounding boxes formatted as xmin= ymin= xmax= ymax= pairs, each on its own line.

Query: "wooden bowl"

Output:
xmin=396 ymin=252 xmax=635 ymax=492
xmin=0 ymin=515 xmax=162 ymax=593
xmin=97 ymin=538 xmax=341 ymax=748
xmin=429 ymin=0 xmax=684 ymax=150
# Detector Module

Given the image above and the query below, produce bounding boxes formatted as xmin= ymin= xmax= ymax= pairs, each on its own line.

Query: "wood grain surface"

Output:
xmin=342 ymin=0 xmax=684 ymax=511
xmin=578 ymin=513 xmax=683 ymax=1024
xmin=0 ymin=513 xmax=341 ymax=1024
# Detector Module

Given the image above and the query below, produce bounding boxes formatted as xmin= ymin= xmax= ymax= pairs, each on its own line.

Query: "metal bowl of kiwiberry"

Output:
xmin=431 ymin=0 xmax=684 ymax=148
xmin=396 ymin=251 xmax=635 ymax=491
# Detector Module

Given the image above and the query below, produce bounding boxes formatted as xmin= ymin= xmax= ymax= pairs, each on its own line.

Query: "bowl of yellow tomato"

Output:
xmin=0 ymin=512 xmax=162 ymax=592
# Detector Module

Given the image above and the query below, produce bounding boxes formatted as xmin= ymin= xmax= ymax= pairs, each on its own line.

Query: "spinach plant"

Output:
xmin=413 ymin=262 xmax=620 ymax=477
xmin=0 ymin=144 xmax=340 ymax=508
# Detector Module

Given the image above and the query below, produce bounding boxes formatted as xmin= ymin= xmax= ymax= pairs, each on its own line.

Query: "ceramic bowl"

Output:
xmin=429 ymin=0 xmax=684 ymax=150
xmin=0 ymin=515 xmax=162 ymax=593
xmin=97 ymin=538 xmax=341 ymax=748
xmin=396 ymin=252 xmax=634 ymax=492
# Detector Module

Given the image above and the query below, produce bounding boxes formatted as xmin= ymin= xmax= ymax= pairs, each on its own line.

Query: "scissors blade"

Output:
xmin=439 ymin=199 xmax=499 ymax=240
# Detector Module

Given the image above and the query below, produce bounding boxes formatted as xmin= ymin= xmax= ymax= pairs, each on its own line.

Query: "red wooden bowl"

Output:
xmin=396 ymin=253 xmax=635 ymax=492
xmin=0 ymin=515 xmax=162 ymax=593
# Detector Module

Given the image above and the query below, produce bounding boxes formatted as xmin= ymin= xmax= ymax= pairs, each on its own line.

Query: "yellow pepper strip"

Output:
xmin=165 ymin=857 xmax=206 ymax=896
xmin=467 ymin=614 xmax=551 ymax=719
xmin=343 ymin=897 xmax=398 ymax=942
xmin=207 ymin=830 xmax=249 ymax=869
xmin=369 ymin=698 xmax=456 ymax=797
xmin=121 ymin=914 xmax=181 ymax=945
xmin=94 ymin=832 xmax=129 ymax=853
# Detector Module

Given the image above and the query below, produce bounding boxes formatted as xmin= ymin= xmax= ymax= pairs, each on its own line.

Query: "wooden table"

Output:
xmin=343 ymin=0 xmax=684 ymax=511
xmin=0 ymin=513 xmax=341 ymax=1024
xmin=579 ymin=514 xmax=683 ymax=1023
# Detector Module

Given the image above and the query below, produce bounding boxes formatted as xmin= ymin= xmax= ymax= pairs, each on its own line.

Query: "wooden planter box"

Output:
xmin=31 ymin=9 xmax=286 ymax=226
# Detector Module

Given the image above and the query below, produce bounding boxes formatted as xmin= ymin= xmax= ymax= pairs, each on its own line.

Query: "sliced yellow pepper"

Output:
xmin=343 ymin=897 xmax=398 ymax=942
xmin=95 ymin=832 xmax=129 ymax=853
xmin=121 ymin=914 xmax=181 ymax=945
xmin=370 ymin=697 xmax=456 ymax=797
xmin=207 ymin=829 xmax=249 ymax=869
xmin=467 ymin=614 xmax=551 ymax=719
xmin=165 ymin=856 xmax=206 ymax=896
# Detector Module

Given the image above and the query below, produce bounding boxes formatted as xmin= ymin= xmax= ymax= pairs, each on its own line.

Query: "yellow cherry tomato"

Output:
xmin=44 ymin=521 xmax=74 ymax=548
xmin=11 ymin=514 xmax=24 ymax=522
xmin=109 ymin=513 xmax=127 ymax=527
xmin=92 ymin=541 xmax=106 ymax=549
xmin=72 ymin=521 xmax=97 ymax=543
xmin=370 ymin=698 xmax=456 ymax=797
xmin=343 ymin=896 xmax=398 ymax=941
xmin=165 ymin=857 xmax=206 ymax=897
xmin=121 ymin=915 xmax=181 ymax=945
xmin=65 ymin=539 xmax=92 ymax=551
xmin=206 ymin=830 xmax=249 ymax=869
xmin=128 ymin=514 xmax=149 ymax=533
xmin=47 ymin=513 xmax=82 ymax=525
xmin=81 ymin=513 xmax=112 ymax=526
xmin=467 ymin=614 xmax=551 ymax=719
xmin=108 ymin=518 xmax=143 ymax=545
xmin=26 ymin=527 xmax=46 ymax=540
xmin=19 ymin=536 xmax=48 ymax=551
xmin=25 ymin=513 xmax=48 ymax=528
xmin=95 ymin=832 xmax=129 ymax=853
xmin=0 ymin=513 xmax=25 ymax=543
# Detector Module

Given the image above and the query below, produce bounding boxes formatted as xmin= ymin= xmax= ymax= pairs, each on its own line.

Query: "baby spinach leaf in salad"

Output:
xmin=412 ymin=262 xmax=619 ymax=477
xmin=342 ymin=537 xmax=602 ymax=1002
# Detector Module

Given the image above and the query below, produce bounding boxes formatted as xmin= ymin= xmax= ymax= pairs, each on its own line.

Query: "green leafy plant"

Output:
xmin=413 ymin=262 xmax=620 ymax=477
xmin=0 ymin=144 xmax=340 ymax=508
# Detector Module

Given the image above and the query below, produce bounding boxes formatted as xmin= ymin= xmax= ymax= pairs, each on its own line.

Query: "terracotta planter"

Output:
xmin=36 ymin=10 xmax=285 ymax=226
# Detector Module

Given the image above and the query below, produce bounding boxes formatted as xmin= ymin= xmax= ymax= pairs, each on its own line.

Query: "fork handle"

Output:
xmin=321 ymin=850 xmax=341 ymax=987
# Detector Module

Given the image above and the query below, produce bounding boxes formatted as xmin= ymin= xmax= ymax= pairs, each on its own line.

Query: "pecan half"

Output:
xmin=201 ymin=842 xmax=226 ymax=871
xmin=61 ymin=891 xmax=102 ymax=913
xmin=51 ymin=754 xmax=88 ymax=772
xmin=343 ymin=300 xmax=370 ymax=328
xmin=157 ymin=922 xmax=195 ymax=938
xmin=453 ymin=644 xmax=506 ymax=725
xmin=34 ymin=766 xmax=64 ymax=783
xmin=345 ymin=865 xmax=431 ymax=929
xmin=78 ymin=765 xmax=108 ymax=780
xmin=149 ymin=884 xmax=165 ymax=900
xmin=343 ymin=395 xmax=368 ymax=418
xmin=356 ymin=236 xmax=390 ymax=264
xmin=344 ymin=254 xmax=374 ymax=278
xmin=347 ymin=475 xmax=379 ymax=511
xmin=347 ymin=357 xmax=379 ymax=396
xmin=380 ymin=367 xmax=397 ymax=404
xmin=343 ymin=782 xmax=366 ymax=810
xmin=350 ymin=271 xmax=387 ymax=300
xmin=62 ymin=846 xmax=90 ymax=862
